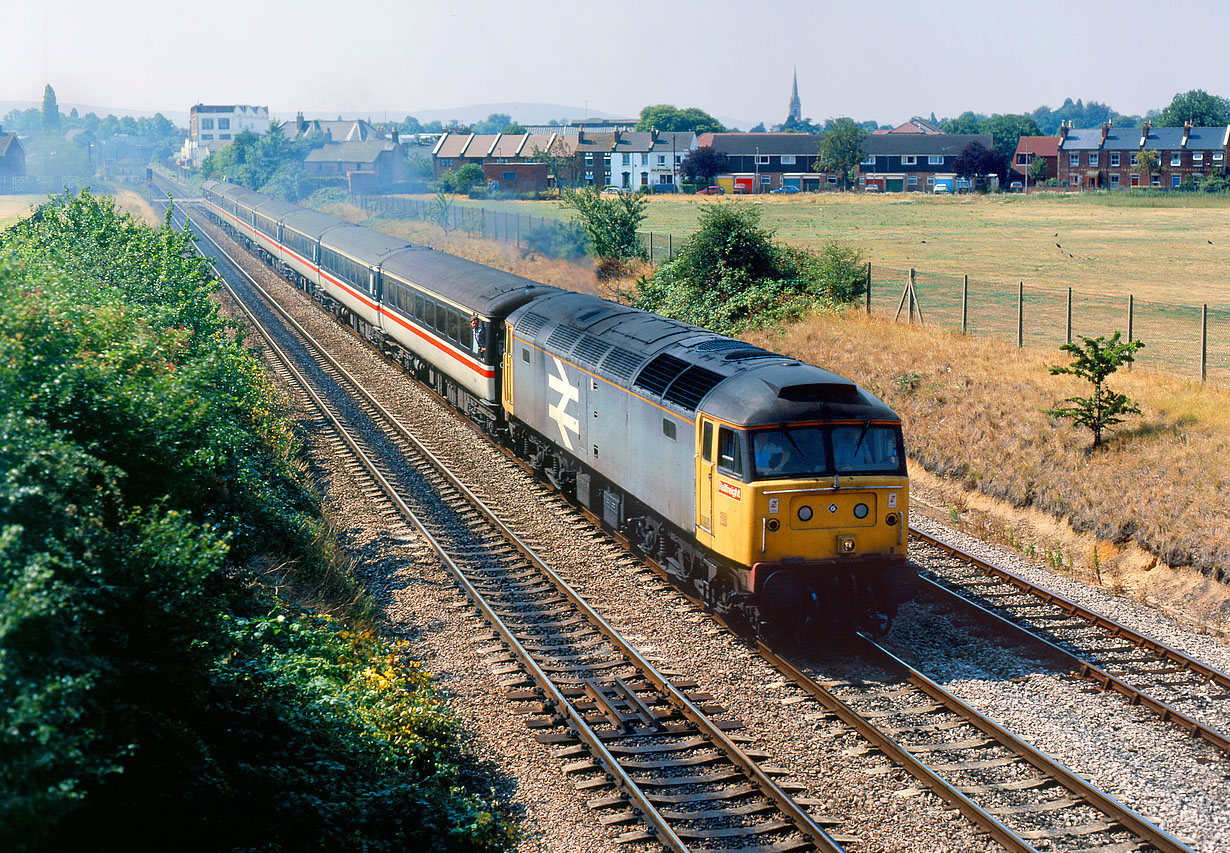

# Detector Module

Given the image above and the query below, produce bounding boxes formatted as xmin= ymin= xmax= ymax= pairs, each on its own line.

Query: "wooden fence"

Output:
xmin=867 ymin=264 xmax=1229 ymax=383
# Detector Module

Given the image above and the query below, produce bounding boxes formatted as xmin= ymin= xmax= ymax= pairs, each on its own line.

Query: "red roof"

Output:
xmin=1014 ymin=136 xmax=1059 ymax=158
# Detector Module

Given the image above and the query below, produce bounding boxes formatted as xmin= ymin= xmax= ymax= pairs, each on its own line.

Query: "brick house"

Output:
xmin=1011 ymin=136 xmax=1059 ymax=182
xmin=0 ymin=128 xmax=26 ymax=178
xmin=696 ymin=132 xmax=825 ymax=192
xmin=857 ymin=132 xmax=993 ymax=192
xmin=431 ymin=132 xmax=558 ymax=180
xmin=1057 ymin=121 xmax=1230 ymax=190
xmin=482 ymin=162 xmax=547 ymax=194
xmin=305 ymin=137 xmax=404 ymax=191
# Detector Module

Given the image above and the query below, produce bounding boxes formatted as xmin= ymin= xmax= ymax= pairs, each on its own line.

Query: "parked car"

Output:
xmin=932 ymin=183 xmax=950 ymax=194
xmin=602 ymin=186 xmax=626 ymax=195
xmin=864 ymin=185 xmax=881 ymax=193
xmin=697 ymin=186 xmax=724 ymax=195
xmin=732 ymin=185 xmax=751 ymax=194
xmin=1009 ymin=181 xmax=1023 ymax=192
xmin=770 ymin=185 xmax=800 ymax=194
xmin=651 ymin=183 xmax=678 ymax=193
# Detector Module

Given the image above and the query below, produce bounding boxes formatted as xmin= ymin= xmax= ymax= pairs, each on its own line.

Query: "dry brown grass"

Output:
xmin=747 ymin=311 xmax=1230 ymax=622
xmin=314 ymin=200 xmax=647 ymax=299
xmin=0 ymin=195 xmax=45 ymax=229
xmin=112 ymin=188 xmax=162 ymax=226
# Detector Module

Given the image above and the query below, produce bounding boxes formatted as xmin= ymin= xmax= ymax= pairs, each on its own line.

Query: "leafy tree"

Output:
xmin=980 ymin=113 xmax=1041 ymax=162
xmin=473 ymin=112 xmax=514 ymax=134
xmin=400 ymin=115 xmax=424 ymax=135
xmin=427 ymin=190 xmax=455 ymax=234
xmin=560 ymin=186 xmax=648 ymax=262
xmin=438 ymin=161 xmax=484 ymax=193
xmin=953 ymin=140 xmax=1006 ymax=188
xmin=1044 ymin=332 xmax=1145 ymax=448
xmin=530 ymin=140 xmax=581 ymax=190
xmin=680 ymin=146 xmax=729 ymax=185
xmin=1135 ymin=149 xmax=1161 ymax=184
xmin=1154 ymin=89 xmax=1230 ymax=128
xmin=501 ymin=122 xmax=527 ymax=134
xmin=636 ymin=104 xmax=725 ymax=133
xmin=774 ymin=115 xmax=822 ymax=134
xmin=632 ymin=204 xmax=864 ymax=334
xmin=1027 ymin=154 xmax=1050 ymax=184
xmin=814 ymin=117 xmax=867 ymax=189
xmin=42 ymin=84 xmax=61 ymax=133
xmin=940 ymin=111 xmax=984 ymax=135
xmin=749 ymin=122 xmax=767 ymax=133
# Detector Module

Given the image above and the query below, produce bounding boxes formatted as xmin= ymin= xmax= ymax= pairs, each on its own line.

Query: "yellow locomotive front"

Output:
xmin=693 ymin=367 xmax=911 ymax=632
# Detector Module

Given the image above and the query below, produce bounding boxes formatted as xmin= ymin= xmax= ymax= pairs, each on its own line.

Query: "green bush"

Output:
xmin=560 ymin=187 xmax=649 ymax=262
xmin=0 ymin=191 xmax=514 ymax=852
xmin=632 ymin=204 xmax=864 ymax=335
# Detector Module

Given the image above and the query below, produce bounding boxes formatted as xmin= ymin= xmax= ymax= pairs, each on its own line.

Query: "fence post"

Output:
xmin=669 ymin=233 xmax=673 ymax=259
xmin=649 ymin=231 xmax=654 ymax=260
xmin=961 ymin=274 xmax=968 ymax=333
xmin=908 ymin=268 xmax=917 ymax=323
xmin=1017 ymin=281 xmax=1024 ymax=348
xmin=1200 ymin=303 xmax=1208 ymax=383
xmin=865 ymin=262 xmax=872 ymax=315
xmin=1127 ymin=294 xmax=1134 ymax=370
xmin=1066 ymin=287 xmax=1072 ymax=344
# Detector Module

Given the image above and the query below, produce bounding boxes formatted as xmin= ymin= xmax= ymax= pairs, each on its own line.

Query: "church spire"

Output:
xmin=787 ymin=67 xmax=802 ymax=123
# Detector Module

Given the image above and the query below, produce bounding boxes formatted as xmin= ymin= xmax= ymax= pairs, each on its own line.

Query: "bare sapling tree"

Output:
xmin=1044 ymin=331 xmax=1145 ymax=448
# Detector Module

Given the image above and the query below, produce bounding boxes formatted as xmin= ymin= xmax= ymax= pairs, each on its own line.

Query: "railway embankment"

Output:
xmin=0 ymin=191 xmax=514 ymax=851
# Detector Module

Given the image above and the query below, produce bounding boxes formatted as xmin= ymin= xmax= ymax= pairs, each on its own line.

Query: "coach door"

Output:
xmin=696 ymin=417 xmax=716 ymax=543
xmin=502 ymin=322 xmax=515 ymax=415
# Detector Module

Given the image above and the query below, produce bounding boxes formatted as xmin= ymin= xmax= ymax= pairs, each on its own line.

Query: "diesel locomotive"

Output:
xmin=200 ymin=179 xmax=912 ymax=632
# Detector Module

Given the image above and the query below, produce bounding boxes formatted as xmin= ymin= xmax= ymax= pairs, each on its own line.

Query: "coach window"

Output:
xmin=413 ymin=294 xmax=425 ymax=322
xmin=460 ymin=315 xmax=473 ymax=350
xmin=433 ymin=302 xmax=447 ymax=335
xmin=717 ymin=427 xmax=744 ymax=480
xmin=447 ymin=310 xmax=460 ymax=344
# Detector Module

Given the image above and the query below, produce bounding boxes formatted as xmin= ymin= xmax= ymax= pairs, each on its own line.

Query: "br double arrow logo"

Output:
xmin=547 ymin=356 xmax=580 ymax=451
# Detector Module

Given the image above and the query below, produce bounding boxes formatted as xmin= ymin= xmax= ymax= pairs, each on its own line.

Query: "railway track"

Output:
xmin=159 ymin=194 xmax=852 ymax=853
xmin=910 ymin=528 xmax=1230 ymax=757
xmin=158 ymin=185 xmax=1200 ymax=851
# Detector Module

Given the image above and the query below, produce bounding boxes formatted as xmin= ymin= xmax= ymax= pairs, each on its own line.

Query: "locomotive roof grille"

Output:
xmin=546 ymin=324 xmax=583 ymax=352
xmin=633 ymin=353 xmax=690 ymax=396
xmin=724 ymin=348 xmax=775 ymax=361
xmin=776 ymin=382 xmax=859 ymax=402
xmin=517 ymin=312 xmax=549 ymax=337
xmin=662 ymin=365 xmax=725 ymax=411
xmin=572 ymin=334 xmax=612 ymax=367
xmin=600 ymin=346 xmax=642 ymax=381
xmin=692 ymin=338 xmax=746 ymax=351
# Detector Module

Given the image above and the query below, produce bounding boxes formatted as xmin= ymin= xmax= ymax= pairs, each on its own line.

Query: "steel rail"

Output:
xmin=856 ymin=634 xmax=1193 ymax=853
xmin=916 ymin=574 xmax=1230 ymax=756
xmin=911 ymin=526 xmax=1230 ymax=691
xmin=165 ymin=197 xmax=846 ymax=853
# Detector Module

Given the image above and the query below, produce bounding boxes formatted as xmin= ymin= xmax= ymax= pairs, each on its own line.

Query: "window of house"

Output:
xmin=1170 ymin=152 xmax=1181 ymax=166
xmin=585 ymin=153 xmax=594 ymax=164
xmin=201 ymin=133 xmax=213 ymax=140
xmin=441 ymin=158 xmax=453 ymax=168
xmin=1130 ymin=152 xmax=1139 ymax=167
xmin=201 ymin=118 xmax=214 ymax=130
xmin=219 ymin=134 xmax=231 ymax=140
xmin=503 ymin=171 xmax=515 ymax=181
xmin=1151 ymin=174 xmax=1161 ymax=186
xmin=907 ymin=176 xmax=918 ymax=186
xmin=1110 ymin=174 xmax=1120 ymax=187
xmin=657 ymin=155 xmax=666 ymax=166
xmin=1193 ymin=152 xmax=1204 ymax=164
xmin=929 ymin=155 xmax=944 ymax=165
xmin=1069 ymin=153 xmax=1080 ymax=167
xmin=926 ymin=176 xmax=935 ymax=185
xmin=1214 ymin=152 xmax=1225 ymax=162
xmin=902 ymin=155 xmax=917 ymax=165
xmin=584 ymin=170 xmax=593 ymax=182
xmin=622 ymin=153 xmax=630 ymax=165
xmin=1110 ymin=152 xmax=1120 ymax=167
xmin=780 ymin=155 xmax=796 ymax=165
xmin=760 ymin=175 xmax=770 ymax=184
xmin=1070 ymin=175 xmax=1080 ymax=186
xmin=1088 ymin=153 xmax=1099 ymax=166
xmin=1016 ymin=153 xmax=1028 ymax=165
xmin=603 ymin=154 xmax=611 ymax=163
xmin=218 ymin=118 xmax=230 ymax=130
xmin=756 ymin=155 xmax=770 ymax=165
xmin=860 ymin=154 xmax=874 ymax=166
xmin=827 ymin=175 xmax=838 ymax=184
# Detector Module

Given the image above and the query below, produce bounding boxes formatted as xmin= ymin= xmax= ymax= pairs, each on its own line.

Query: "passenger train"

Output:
xmin=200 ymin=179 xmax=912 ymax=632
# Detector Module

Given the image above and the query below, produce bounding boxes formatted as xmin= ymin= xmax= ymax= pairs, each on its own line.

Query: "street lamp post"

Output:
xmin=754 ymin=146 xmax=759 ymax=194
xmin=1023 ymin=139 xmax=1029 ymax=196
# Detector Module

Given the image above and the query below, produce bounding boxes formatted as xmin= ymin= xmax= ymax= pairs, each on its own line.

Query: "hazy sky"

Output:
xmin=5 ymin=0 xmax=1228 ymax=126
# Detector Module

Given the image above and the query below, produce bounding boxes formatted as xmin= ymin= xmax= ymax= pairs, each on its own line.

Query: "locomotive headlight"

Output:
xmin=853 ymin=503 xmax=869 ymax=519
xmin=841 ymin=537 xmax=856 ymax=552
xmin=797 ymin=505 xmax=813 ymax=522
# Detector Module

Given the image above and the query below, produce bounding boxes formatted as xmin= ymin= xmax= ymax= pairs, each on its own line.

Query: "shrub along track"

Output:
xmin=165 ymin=186 xmax=1222 ymax=851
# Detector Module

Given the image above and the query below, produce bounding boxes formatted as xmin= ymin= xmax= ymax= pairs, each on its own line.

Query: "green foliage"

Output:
xmin=0 ymin=192 xmax=513 ymax=851
xmin=560 ymin=187 xmax=649 ymax=262
xmin=472 ymin=113 xmax=514 ymax=134
xmin=815 ymin=117 xmax=867 ymax=189
xmin=1044 ymin=332 xmax=1145 ymax=448
xmin=1134 ymin=149 xmax=1161 ymax=178
xmin=631 ymin=204 xmax=864 ymax=335
xmin=635 ymin=104 xmax=725 ymax=134
xmin=437 ymin=162 xmax=485 ymax=194
xmin=979 ymin=113 xmax=1041 ymax=162
xmin=428 ymin=190 xmax=456 ymax=234
xmin=522 ymin=219 xmax=589 ymax=260
xmin=202 ymin=124 xmax=317 ymax=201
xmin=1154 ymin=89 xmax=1230 ymax=128
xmin=1027 ymin=155 xmax=1050 ymax=184
xmin=679 ymin=146 xmax=729 ymax=185
xmin=41 ymin=85 xmax=60 ymax=134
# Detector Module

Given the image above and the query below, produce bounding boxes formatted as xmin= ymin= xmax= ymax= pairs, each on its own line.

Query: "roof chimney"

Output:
xmin=296 ymin=111 xmax=305 ymax=132
xmin=391 ymin=127 xmax=399 ymax=146
xmin=1101 ymin=121 xmax=1108 ymax=143
xmin=1183 ymin=120 xmax=1192 ymax=144
xmin=1059 ymin=121 xmax=1068 ymax=141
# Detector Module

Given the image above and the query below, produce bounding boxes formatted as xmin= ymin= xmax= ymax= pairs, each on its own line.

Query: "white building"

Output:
xmin=181 ymin=104 xmax=273 ymax=169
xmin=609 ymin=131 xmax=695 ymax=190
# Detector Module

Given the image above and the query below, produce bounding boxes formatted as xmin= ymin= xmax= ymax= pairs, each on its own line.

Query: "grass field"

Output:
xmin=388 ymin=190 xmax=1230 ymax=307
xmin=0 ymin=195 xmax=45 ymax=229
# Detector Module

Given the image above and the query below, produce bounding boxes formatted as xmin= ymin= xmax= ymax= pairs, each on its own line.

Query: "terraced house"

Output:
xmin=1057 ymin=121 xmax=1230 ymax=190
xmin=857 ymin=131 xmax=994 ymax=193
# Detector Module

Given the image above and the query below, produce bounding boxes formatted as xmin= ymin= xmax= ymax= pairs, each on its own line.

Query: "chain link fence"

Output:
xmin=868 ymin=264 xmax=1229 ymax=383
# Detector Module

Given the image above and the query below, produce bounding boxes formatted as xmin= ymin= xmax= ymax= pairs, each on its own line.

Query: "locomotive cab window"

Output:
xmin=831 ymin=424 xmax=903 ymax=473
xmin=701 ymin=422 xmax=714 ymax=462
xmin=717 ymin=427 xmax=744 ymax=480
